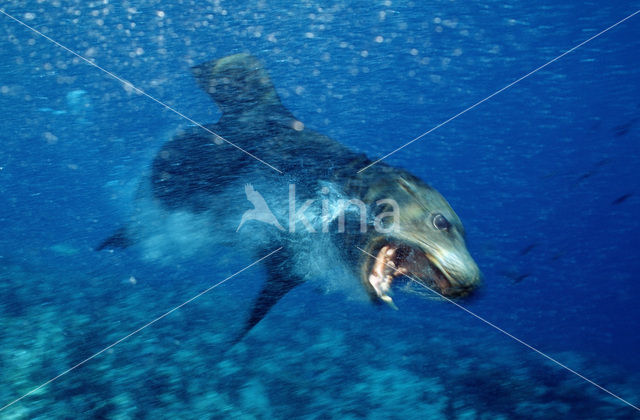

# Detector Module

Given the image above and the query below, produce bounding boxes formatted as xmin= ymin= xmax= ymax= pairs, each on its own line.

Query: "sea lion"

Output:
xmin=98 ymin=53 xmax=482 ymax=343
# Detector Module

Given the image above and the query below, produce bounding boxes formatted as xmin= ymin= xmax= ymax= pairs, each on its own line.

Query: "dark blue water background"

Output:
xmin=1 ymin=0 xmax=639 ymax=417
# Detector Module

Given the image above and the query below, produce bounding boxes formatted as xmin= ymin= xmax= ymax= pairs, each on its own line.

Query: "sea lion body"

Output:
xmin=99 ymin=54 xmax=482 ymax=343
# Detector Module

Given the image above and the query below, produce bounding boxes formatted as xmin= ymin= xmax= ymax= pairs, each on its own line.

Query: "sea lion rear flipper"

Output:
xmin=190 ymin=53 xmax=286 ymax=117
xmin=96 ymin=226 xmax=132 ymax=251
xmin=231 ymin=247 xmax=303 ymax=345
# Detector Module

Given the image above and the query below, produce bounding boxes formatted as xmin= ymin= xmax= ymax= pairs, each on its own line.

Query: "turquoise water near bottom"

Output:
xmin=1 ymin=257 xmax=637 ymax=419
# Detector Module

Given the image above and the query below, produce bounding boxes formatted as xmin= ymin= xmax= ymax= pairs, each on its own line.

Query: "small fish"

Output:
xmin=512 ymin=273 xmax=531 ymax=284
xmin=572 ymin=170 xmax=598 ymax=188
xmin=577 ymin=170 xmax=595 ymax=182
xmin=543 ymin=159 xmax=609 ymax=182
xmin=613 ymin=117 xmax=638 ymax=137
xmin=519 ymin=243 xmax=538 ymax=256
xmin=614 ymin=123 xmax=631 ymax=137
xmin=611 ymin=193 xmax=633 ymax=205
xmin=499 ymin=270 xmax=531 ymax=284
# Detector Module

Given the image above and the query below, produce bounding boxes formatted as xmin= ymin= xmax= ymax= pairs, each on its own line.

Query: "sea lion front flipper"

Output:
xmin=231 ymin=247 xmax=303 ymax=345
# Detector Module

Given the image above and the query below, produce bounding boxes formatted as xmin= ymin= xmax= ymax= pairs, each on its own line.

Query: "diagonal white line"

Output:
xmin=0 ymin=247 xmax=282 ymax=413
xmin=0 ymin=8 xmax=283 ymax=174
xmin=358 ymin=9 xmax=640 ymax=173
xmin=356 ymin=246 xmax=640 ymax=412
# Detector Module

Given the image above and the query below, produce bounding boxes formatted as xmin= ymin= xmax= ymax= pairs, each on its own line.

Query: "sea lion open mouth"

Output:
xmin=367 ymin=242 xmax=473 ymax=307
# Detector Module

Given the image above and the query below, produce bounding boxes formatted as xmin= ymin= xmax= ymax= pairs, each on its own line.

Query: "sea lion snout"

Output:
xmin=428 ymin=246 xmax=482 ymax=296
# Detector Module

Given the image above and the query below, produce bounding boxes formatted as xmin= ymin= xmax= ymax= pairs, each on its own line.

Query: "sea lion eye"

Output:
xmin=432 ymin=213 xmax=450 ymax=231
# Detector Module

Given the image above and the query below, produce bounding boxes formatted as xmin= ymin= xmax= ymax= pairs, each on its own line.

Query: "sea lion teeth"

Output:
xmin=380 ymin=294 xmax=398 ymax=310
xmin=368 ymin=271 xmax=392 ymax=295
xmin=367 ymin=245 xmax=401 ymax=307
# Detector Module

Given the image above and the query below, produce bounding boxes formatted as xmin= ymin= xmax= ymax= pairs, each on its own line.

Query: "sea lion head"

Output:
xmin=361 ymin=175 xmax=481 ymax=306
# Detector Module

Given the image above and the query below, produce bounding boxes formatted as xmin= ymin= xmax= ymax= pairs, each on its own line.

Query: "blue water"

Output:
xmin=1 ymin=1 xmax=639 ymax=418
